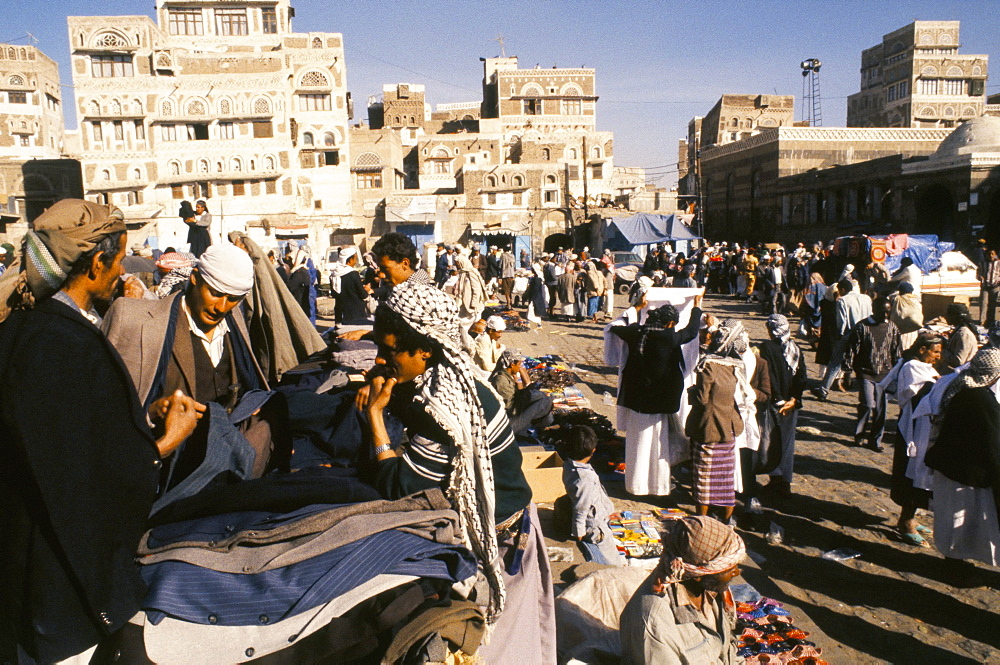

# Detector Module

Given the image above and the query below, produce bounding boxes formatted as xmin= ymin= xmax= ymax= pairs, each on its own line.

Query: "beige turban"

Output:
xmin=0 ymin=199 xmax=126 ymax=321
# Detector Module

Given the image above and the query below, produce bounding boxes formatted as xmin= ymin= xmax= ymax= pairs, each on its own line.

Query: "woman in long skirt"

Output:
xmin=685 ymin=319 xmax=753 ymax=522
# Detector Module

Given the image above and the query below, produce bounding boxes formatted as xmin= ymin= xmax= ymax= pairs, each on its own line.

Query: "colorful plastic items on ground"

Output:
xmin=736 ymin=597 xmax=826 ymax=664
xmin=607 ymin=509 xmax=690 ymax=559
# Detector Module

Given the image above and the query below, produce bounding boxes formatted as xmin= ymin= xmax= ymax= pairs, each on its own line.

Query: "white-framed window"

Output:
xmin=215 ymin=8 xmax=248 ymax=35
xmin=19 ymin=135 xmax=30 ymax=147
xmin=161 ymin=124 xmax=177 ymax=141
xmin=7 ymin=91 xmax=27 ymax=104
xmin=91 ymin=54 xmax=133 ymax=78
xmin=297 ymin=93 xmax=331 ymax=111
xmin=561 ymin=99 xmax=581 ymax=115
xmin=168 ymin=8 xmax=203 ymax=35
xmin=92 ymin=121 xmax=103 ymax=142
xmin=942 ymin=79 xmax=965 ymax=96
xmin=134 ymin=120 xmax=145 ymax=140
xmin=219 ymin=122 xmax=234 ymax=139
xmin=113 ymin=120 xmax=124 ymax=140
xmin=523 ymin=99 xmax=540 ymax=115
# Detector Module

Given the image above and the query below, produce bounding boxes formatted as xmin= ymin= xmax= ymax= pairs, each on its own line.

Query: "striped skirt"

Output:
xmin=694 ymin=439 xmax=737 ymax=507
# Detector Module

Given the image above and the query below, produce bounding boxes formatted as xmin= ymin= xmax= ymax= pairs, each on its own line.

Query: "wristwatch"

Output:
xmin=373 ymin=442 xmax=393 ymax=456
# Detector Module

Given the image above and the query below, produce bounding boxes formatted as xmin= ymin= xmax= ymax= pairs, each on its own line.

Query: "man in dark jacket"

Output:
xmin=843 ymin=296 xmax=903 ymax=451
xmin=758 ymin=314 xmax=808 ymax=498
xmin=0 ymin=200 xmax=199 ymax=663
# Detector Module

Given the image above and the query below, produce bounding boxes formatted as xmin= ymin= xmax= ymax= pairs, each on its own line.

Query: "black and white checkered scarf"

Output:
xmin=385 ymin=279 xmax=505 ymax=623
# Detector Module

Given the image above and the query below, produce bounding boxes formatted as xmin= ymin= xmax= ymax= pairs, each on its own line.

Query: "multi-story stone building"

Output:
xmin=699 ymin=94 xmax=795 ymax=149
xmin=0 ymin=44 xmax=69 ymax=240
xmin=699 ymin=125 xmax=950 ymax=242
xmin=847 ymin=21 xmax=988 ymax=129
xmin=361 ymin=56 xmax=619 ymax=254
xmin=67 ymin=0 xmax=352 ymax=253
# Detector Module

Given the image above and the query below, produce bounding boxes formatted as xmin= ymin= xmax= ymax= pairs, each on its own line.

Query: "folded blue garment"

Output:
xmin=141 ymin=529 xmax=476 ymax=626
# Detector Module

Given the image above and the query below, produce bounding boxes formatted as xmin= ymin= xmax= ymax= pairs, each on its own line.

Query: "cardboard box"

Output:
xmin=521 ymin=450 xmax=566 ymax=504
xmin=922 ymin=293 xmax=969 ymax=322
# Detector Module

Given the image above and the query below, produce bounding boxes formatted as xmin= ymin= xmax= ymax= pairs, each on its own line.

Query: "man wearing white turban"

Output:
xmin=104 ymin=243 xmax=274 ymax=485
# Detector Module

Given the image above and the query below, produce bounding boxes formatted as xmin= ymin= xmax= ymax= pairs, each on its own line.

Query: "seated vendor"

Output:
xmin=620 ymin=516 xmax=745 ymax=665
xmin=472 ymin=314 xmax=506 ymax=372
xmin=357 ymin=279 xmax=555 ymax=663
xmin=489 ymin=349 xmax=554 ymax=436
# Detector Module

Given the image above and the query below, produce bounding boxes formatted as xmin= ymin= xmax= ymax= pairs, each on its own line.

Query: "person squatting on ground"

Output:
xmin=358 ymin=279 xmax=556 ymax=663
xmin=489 ymin=349 xmax=555 ymax=436
xmin=472 ymin=314 xmax=507 ymax=373
xmin=560 ymin=425 xmax=625 ymax=566
xmin=0 ymin=200 xmax=200 ymax=663
xmin=620 ymin=515 xmax=746 ymax=665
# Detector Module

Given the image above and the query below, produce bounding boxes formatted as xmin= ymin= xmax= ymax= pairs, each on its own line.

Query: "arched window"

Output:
xmin=512 ymin=174 xmax=523 ymax=187
xmin=90 ymin=100 xmax=101 ymax=116
xmin=94 ymin=32 xmax=127 ymax=48
xmin=542 ymin=148 xmax=550 ymax=160
xmin=161 ymin=100 xmax=173 ymax=116
xmin=730 ymin=118 xmax=739 ymax=128
xmin=169 ymin=161 xmax=181 ymax=176
xmin=232 ymin=158 xmax=243 ymax=171
xmin=303 ymin=132 xmax=314 ymax=146
xmin=219 ymin=98 xmax=231 ymax=115
xmin=568 ymin=148 xmax=577 ymax=159
xmin=264 ymin=155 xmax=276 ymax=170
xmin=323 ymin=132 xmax=335 ymax=146
xmin=253 ymin=97 xmax=271 ymax=115
xmin=486 ymin=174 xmax=497 ymax=187
xmin=300 ymin=70 xmax=329 ymax=87
xmin=545 ymin=174 xmax=557 ymax=185
xmin=592 ymin=146 xmax=601 ymax=158
xmin=8 ymin=74 xmax=24 ymax=86
xmin=312 ymin=37 xmax=323 ymax=48
xmin=101 ymin=169 xmax=111 ymax=181
xmin=394 ymin=116 xmax=401 ymax=125
xmin=198 ymin=159 xmax=209 ymax=173
xmin=250 ymin=159 xmax=256 ymax=170
xmin=356 ymin=152 xmax=380 ymax=167
xmin=132 ymin=168 xmax=141 ymax=180
xmin=188 ymin=100 xmax=206 ymax=115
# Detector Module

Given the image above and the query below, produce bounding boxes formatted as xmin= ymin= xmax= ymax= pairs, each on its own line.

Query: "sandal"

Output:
xmin=915 ymin=524 xmax=932 ymax=535
xmin=900 ymin=532 xmax=931 ymax=548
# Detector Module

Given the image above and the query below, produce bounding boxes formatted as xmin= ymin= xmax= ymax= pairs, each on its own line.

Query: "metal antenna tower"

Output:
xmin=494 ymin=34 xmax=507 ymax=57
xmin=800 ymin=58 xmax=822 ymax=126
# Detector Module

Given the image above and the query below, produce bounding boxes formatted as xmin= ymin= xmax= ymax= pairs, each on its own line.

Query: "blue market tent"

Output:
xmin=604 ymin=213 xmax=701 ymax=251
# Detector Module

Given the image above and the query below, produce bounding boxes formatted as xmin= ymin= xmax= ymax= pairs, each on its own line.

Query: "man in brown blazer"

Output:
xmin=103 ymin=244 xmax=278 ymax=483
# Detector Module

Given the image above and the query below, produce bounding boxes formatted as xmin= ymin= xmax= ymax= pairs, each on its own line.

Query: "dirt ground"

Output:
xmin=319 ymin=293 xmax=1000 ymax=664
xmin=500 ymin=293 xmax=1000 ymax=665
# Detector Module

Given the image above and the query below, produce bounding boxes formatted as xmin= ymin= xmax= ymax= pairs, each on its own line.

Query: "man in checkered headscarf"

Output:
xmin=620 ymin=516 xmax=745 ymax=664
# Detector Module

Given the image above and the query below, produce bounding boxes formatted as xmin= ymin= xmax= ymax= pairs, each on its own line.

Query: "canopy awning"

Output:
xmin=469 ymin=219 xmax=531 ymax=236
xmin=386 ymin=195 xmax=447 ymax=223
xmin=603 ymin=212 xmax=700 ymax=250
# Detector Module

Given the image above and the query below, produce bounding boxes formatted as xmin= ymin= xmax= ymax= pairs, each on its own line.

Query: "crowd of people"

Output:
xmin=1 ymin=203 xmax=998 ymax=663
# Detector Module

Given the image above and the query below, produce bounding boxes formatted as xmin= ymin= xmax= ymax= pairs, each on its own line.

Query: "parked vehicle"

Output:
xmin=612 ymin=250 xmax=644 ymax=294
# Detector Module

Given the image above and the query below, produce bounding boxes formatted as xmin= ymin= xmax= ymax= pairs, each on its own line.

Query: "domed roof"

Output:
xmin=932 ymin=115 xmax=1000 ymax=158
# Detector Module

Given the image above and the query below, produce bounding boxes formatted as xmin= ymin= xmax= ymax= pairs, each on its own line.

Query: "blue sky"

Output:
xmin=5 ymin=0 xmax=1000 ymax=186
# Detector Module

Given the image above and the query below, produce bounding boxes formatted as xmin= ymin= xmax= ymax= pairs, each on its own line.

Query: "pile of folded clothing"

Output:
xmin=135 ymin=488 xmax=486 ymax=663
xmin=736 ymin=597 xmax=827 ymax=664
